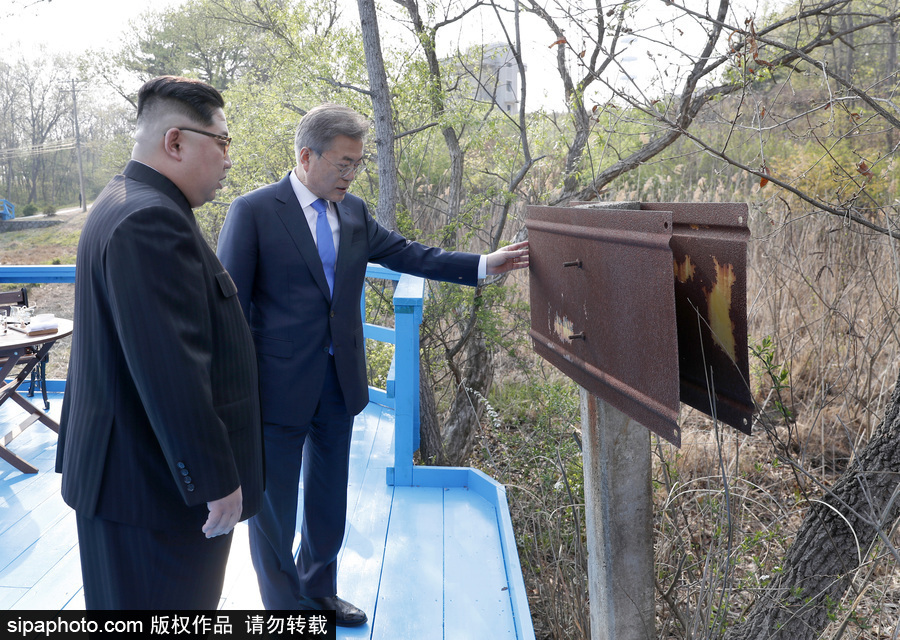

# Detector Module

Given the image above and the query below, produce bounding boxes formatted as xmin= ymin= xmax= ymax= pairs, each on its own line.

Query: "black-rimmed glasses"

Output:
xmin=178 ymin=127 xmax=232 ymax=158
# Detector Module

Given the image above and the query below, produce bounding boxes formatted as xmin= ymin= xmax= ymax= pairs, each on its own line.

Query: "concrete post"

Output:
xmin=580 ymin=388 xmax=655 ymax=640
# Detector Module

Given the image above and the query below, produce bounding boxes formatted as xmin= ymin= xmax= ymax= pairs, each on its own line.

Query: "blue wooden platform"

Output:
xmin=0 ymin=265 xmax=535 ymax=639
xmin=0 ymin=393 xmax=532 ymax=638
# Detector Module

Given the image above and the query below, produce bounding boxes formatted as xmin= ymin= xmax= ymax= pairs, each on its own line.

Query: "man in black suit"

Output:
xmin=56 ymin=76 xmax=263 ymax=610
xmin=217 ymin=103 xmax=527 ymax=625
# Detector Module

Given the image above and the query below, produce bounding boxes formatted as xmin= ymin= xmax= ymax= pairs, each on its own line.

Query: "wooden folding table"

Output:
xmin=0 ymin=318 xmax=73 ymax=474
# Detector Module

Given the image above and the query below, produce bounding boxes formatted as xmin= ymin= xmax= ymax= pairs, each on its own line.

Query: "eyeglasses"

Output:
xmin=177 ymin=127 xmax=232 ymax=158
xmin=317 ymin=152 xmax=367 ymax=179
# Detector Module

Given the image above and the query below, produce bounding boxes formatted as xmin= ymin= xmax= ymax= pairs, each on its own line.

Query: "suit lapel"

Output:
xmin=273 ymin=175 xmax=332 ymax=302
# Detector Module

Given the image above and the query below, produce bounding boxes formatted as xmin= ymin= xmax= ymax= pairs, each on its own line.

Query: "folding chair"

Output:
xmin=0 ymin=288 xmax=50 ymax=410
xmin=0 ymin=287 xmax=27 ymax=317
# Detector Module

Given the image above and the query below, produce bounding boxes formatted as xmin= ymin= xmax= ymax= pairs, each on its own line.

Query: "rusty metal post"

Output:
xmin=581 ymin=389 xmax=655 ymax=640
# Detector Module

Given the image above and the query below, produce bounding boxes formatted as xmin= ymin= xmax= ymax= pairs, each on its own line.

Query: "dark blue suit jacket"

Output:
xmin=217 ymin=172 xmax=480 ymax=426
xmin=56 ymin=161 xmax=264 ymax=532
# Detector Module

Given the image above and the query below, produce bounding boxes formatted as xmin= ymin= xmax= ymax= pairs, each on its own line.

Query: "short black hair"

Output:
xmin=136 ymin=76 xmax=225 ymax=127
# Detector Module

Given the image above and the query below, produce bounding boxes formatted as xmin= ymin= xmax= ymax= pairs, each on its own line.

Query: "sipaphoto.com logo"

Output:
xmin=7 ymin=615 xmax=142 ymax=637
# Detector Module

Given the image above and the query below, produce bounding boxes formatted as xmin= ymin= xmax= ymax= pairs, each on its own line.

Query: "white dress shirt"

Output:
xmin=290 ymin=169 xmax=340 ymax=257
xmin=289 ymin=169 xmax=487 ymax=278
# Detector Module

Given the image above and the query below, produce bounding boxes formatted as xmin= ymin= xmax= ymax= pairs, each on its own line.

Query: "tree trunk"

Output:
xmin=441 ymin=127 xmax=464 ymax=247
xmin=391 ymin=0 xmax=493 ymax=466
xmin=841 ymin=12 xmax=855 ymax=80
xmin=357 ymin=0 xmax=398 ymax=231
xmin=27 ymin=162 xmax=38 ymax=204
xmin=440 ymin=327 xmax=493 ymax=466
xmin=418 ymin=359 xmax=446 ymax=465
xmin=4 ymin=159 xmax=11 ymax=201
xmin=563 ymin=98 xmax=591 ymax=197
xmin=886 ymin=23 xmax=897 ymax=155
xmin=725 ymin=369 xmax=900 ymax=640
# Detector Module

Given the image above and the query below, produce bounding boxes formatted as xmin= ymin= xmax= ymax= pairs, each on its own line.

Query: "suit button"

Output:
xmin=180 ymin=469 xmax=189 ymax=476
xmin=177 ymin=462 xmax=186 ymax=469
xmin=186 ymin=484 xmax=195 ymax=492
xmin=330 ymin=311 xmax=335 ymax=318
xmin=323 ymin=347 xmax=330 ymax=353
xmin=183 ymin=476 xmax=192 ymax=484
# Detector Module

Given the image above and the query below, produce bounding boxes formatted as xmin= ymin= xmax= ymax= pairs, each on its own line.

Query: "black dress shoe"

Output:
xmin=299 ymin=595 xmax=368 ymax=627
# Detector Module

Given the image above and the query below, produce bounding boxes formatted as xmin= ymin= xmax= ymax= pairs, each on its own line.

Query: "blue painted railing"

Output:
xmin=0 ymin=265 xmax=74 ymax=282
xmin=0 ymin=200 xmax=14 ymax=220
xmin=0 ymin=263 xmax=425 ymax=486
xmin=359 ymin=265 xmax=424 ymax=487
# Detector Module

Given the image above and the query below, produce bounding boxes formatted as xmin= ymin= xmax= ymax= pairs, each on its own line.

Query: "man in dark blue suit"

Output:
xmin=56 ymin=76 xmax=263 ymax=609
xmin=217 ymin=103 xmax=528 ymax=625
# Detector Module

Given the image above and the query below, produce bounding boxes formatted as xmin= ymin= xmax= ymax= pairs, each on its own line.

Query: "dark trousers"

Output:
xmin=249 ymin=355 xmax=355 ymax=609
xmin=76 ymin=512 xmax=232 ymax=610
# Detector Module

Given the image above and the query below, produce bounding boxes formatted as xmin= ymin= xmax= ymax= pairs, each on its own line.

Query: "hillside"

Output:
xmin=0 ymin=210 xmax=84 ymax=378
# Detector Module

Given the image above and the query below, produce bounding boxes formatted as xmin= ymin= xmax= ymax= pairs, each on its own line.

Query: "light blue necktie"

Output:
xmin=311 ymin=198 xmax=336 ymax=296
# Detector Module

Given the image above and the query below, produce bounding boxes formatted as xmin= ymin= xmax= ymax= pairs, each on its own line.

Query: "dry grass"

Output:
xmin=662 ymin=202 xmax=900 ymax=637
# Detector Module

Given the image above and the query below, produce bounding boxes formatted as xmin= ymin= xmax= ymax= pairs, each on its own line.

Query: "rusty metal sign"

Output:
xmin=526 ymin=205 xmax=682 ymax=445
xmin=526 ymin=203 xmax=754 ymax=448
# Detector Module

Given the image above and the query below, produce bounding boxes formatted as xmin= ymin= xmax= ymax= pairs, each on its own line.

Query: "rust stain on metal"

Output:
xmin=706 ymin=257 xmax=737 ymax=361
xmin=552 ymin=310 xmax=576 ymax=344
xmin=674 ymin=255 xmax=696 ymax=284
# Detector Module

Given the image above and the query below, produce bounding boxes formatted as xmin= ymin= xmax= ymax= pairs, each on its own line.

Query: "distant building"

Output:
xmin=454 ymin=43 xmax=523 ymax=113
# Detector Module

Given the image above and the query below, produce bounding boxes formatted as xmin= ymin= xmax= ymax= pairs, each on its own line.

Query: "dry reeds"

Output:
xmin=652 ymin=203 xmax=900 ymax=638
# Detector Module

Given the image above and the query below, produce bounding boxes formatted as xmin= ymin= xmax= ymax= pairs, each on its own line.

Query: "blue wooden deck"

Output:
xmin=0 ymin=266 xmax=535 ymax=639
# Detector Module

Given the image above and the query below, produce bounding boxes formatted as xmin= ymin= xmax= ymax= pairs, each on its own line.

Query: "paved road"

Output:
xmin=53 ymin=204 xmax=91 ymax=217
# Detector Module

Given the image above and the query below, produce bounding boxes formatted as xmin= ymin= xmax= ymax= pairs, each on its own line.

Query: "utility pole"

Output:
xmin=71 ymin=79 xmax=86 ymax=212
xmin=4 ymin=110 xmax=13 ymax=202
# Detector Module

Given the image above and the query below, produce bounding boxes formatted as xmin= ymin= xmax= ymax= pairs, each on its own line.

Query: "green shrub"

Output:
xmin=20 ymin=204 xmax=38 ymax=217
xmin=366 ymin=339 xmax=394 ymax=389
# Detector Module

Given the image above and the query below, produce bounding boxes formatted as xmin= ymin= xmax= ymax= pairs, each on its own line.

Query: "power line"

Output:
xmin=0 ymin=139 xmax=89 ymax=162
